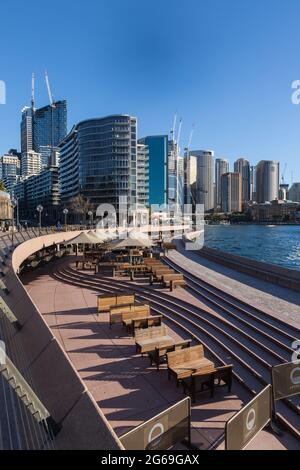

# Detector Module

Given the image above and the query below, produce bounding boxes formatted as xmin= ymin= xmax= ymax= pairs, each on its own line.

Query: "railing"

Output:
xmin=0 ymin=228 xmax=122 ymax=450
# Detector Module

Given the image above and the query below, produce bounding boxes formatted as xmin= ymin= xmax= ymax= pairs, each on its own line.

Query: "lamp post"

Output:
xmin=63 ymin=208 xmax=69 ymax=231
xmin=11 ymin=198 xmax=17 ymax=248
xmin=36 ymin=205 xmax=43 ymax=235
xmin=88 ymin=210 xmax=93 ymax=228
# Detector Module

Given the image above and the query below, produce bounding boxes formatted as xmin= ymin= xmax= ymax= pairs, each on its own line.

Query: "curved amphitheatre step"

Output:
xmin=52 ymin=264 xmax=300 ymax=440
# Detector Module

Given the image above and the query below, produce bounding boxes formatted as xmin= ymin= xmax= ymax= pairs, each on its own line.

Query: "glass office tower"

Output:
xmin=59 ymin=115 xmax=137 ymax=217
xmin=33 ymin=100 xmax=67 ymax=168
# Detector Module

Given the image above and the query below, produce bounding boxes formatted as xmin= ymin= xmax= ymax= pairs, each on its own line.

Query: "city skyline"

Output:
xmin=1 ymin=0 xmax=300 ymax=183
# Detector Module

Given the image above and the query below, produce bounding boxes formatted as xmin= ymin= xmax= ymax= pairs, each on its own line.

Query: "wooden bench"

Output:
xmin=170 ymin=278 xmax=186 ymax=291
xmin=161 ymin=273 xmax=184 ymax=288
xmin=110 ymin=303 xmax=150 ymax=327
xmin=113 ymin=263 xmax=133 ymax=277
xmin=150 ymin=268 xmax=174 ymax=285
xmin=149 ymin=339 xmax=192 ymax=370
xmin=167 ymin=345 xmax=214 ymax=385
xmin=182 ymin=365 xmax=233 ymax=402
xmin=131 ymin=315 xmax=163 ymax=332
xmin=135 ymin=325 xmax=174 ymax=355
xmin=97 ymin=291 xmax=135 ymax=313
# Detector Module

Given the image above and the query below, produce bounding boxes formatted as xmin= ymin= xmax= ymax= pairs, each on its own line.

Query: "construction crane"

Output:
xmin=176 ymin=118 xmax=183 ymax=147
xmin=45 ymin=70 xmax=56 ymax=151
xmin=171 ymin=112 xmax=177 ymax=142
xmin=281 ymin=163 xmax=287 ymax=184
xmin=31 ymin=72 xmax=35 ymax=111
xmin=45 ymin=70 xmax=55 ymax=108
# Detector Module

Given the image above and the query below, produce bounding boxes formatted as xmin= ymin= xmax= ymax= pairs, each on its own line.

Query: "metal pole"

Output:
xmin=12 ymin=207 xmax=14 ymax=248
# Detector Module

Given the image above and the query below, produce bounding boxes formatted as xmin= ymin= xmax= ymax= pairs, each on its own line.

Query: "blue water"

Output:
xmin=204 ymin=225 xmax=300 ymax=271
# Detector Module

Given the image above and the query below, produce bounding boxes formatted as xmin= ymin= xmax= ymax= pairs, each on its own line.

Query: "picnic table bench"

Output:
xmin=161 ymin=273 xmax=185 ymax=289
xmin=182 ymin=364 xmax=233 ymax=402
xmin=149 ymin=339 xmax=192 ymax=370
xmin=131 ymin=315 xmax=162 ymax=332
xmin=110 ymin=303 xmax=150 ymax=327
xmin=135 ymin=325 xmax=174 ymax=355
xmin=97 ymin=291 xmax=135 ymax=313
xmin=167 ymin=344 xmax=214 ymax=385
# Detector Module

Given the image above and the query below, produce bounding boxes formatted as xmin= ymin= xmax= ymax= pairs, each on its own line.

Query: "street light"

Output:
xmin=88 ymin=210 xmax=93 ymax=228
xmin=36 ymin=205 xmax=43 ymax=234
xmin=63 ymin=208 xmax=69 ymax=231
xmin=11 ymin=198 xmax=17 ymax=248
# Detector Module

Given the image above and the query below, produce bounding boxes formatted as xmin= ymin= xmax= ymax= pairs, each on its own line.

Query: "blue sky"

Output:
xmin=1 ymin=0 xmax=300 ymax=182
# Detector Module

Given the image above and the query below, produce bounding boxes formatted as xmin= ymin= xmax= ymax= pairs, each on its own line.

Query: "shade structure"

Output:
xmin=109 ymin=235 xmax=154 ymax=250
xmin=68 ymin=232 xmax=100 ymax=245
xmin=87 ymin=231 xmax=107 ymax=243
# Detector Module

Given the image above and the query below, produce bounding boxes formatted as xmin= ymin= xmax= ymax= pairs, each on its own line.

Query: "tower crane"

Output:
xmin=45 ymin=70 xmax=56 ymax=108
xmin=281 ymin=163 xmax=287 ymax=185
xmin=44 ymin=70 xmax=56 ymax=152
xmin=31 ymin=72 xmax=35 ymax=111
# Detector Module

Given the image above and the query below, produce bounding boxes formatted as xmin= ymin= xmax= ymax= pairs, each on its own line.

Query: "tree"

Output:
xmin=68 ymin=194 xmax=93 ymax=221
xmin=0 ymin=180 xmax=6 ymax=192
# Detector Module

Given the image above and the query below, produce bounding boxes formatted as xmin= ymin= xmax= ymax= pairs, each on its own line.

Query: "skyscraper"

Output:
xmin=138 ymin=135 xmax=168 ymax=206
xmin=221 ymin=172 xmax=242 ymax=213
xmin=193 ymin=150 xmax=214 ymax=212
xmin=184 ymin=152 xmax=197 ymax=205
xmin=234 ymin=158 xmax=250 ymax=206
xmin=59 ymin=115 xmax=137 ymax=218
xmin=250 ymin=165 xmax=256 ymax=201
xmin=21 ymin=107 xmax=34 ymax=153
xmin=33 ymin=100 xmax=67 ymax=168
xmin=137 ymin=143 xmax=149 ymax=207
xmin=256 ymin=160 xmax=279 ymax=203
xmin=215 ymin=158 xmax=229 ymax=210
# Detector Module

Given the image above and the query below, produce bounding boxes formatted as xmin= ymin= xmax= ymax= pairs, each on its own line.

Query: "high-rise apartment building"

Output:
xmin=177 ymin=155 xmax=185 ymax=208
xmin=0 ymin=153 xmax=21 ymax=195
xmin=215 ymin=158 xmax=229 ymax=210
xmin=221 ymin=172 xmax=242 ymax=213
xmin=59 ymin=115 xmax=137 ymax=217
xmin=21 ymin=151 xmax=41 ymax=177
xmin=256 ymin=160 xmax=279 ymax=203
xmin=138 ymin=135 xmax=168 ymax=206
xmin=234 ymin=158 xmax=250 ymax=206
xmin=137 ymin=143 xmax=149 ymax=207
xmin=184 ymin=152 xmax=197 ymax=205
xmin=193 ymin=150 xmax=214 ymax=212
xmin=250 ymin=165 xmax=256 ymax=201
xmin=14 ymin=167 xmax=60 ymax=223
xmin=288 ymin=182 xmax=300 ymax=202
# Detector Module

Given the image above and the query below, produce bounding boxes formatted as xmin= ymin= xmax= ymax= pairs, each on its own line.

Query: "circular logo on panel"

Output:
xmin=148 ymin=422 xmax=165 ymax=444
xmin=290 ymin=367 xmax=300 ymax=385
xmin=246 ymin=408 xmax=256 ymax=432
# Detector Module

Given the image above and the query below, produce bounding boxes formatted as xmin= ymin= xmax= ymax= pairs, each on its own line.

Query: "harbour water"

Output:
xmin=204 ymin=224 xmax=300 ymax=271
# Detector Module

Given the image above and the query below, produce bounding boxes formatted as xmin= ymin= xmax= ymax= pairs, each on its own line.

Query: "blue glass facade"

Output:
xmin=138 ymin=135 xmax=167 ymax=206
xmin=33 ymin=100 xmax=67 ymax=168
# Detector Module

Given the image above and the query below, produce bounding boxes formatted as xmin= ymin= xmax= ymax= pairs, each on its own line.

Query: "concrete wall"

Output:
xmin=1 ymin=231 xmax=123 ymax=450
xmin=198 ymin=246 xmax=300 ymax=292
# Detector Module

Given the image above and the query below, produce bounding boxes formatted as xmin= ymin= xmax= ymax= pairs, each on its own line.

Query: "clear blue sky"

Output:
xmin=1 ymin=0 xmax=300 ymax=182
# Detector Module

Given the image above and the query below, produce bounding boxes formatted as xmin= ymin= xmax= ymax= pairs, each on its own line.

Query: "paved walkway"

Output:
xmin=168 ymin=240 xmax=300 ymax=330
xmin=21 ymin=258 xmax=300 ymax=450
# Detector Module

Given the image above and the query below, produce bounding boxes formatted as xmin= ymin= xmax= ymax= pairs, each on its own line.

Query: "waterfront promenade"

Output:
xmin=21 ymin=255 xmax=300 ymax=450
xmin=170 ymin=239 xmax=300 ymax=330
